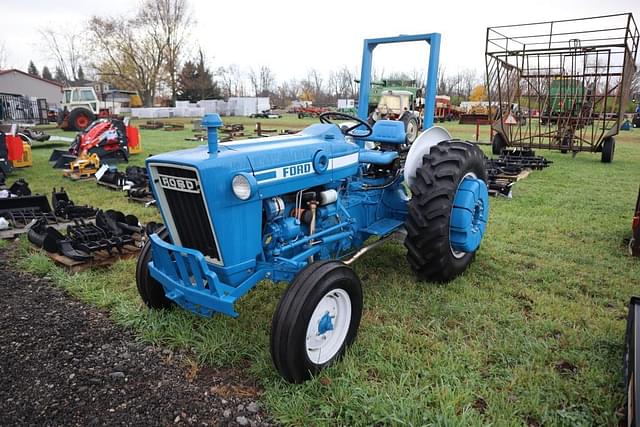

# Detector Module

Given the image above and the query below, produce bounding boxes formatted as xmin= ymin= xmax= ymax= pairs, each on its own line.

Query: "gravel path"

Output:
xmin=0 ymin=248 xmax=273 ymax=426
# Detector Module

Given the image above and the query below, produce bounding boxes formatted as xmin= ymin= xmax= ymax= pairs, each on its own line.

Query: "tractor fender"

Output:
xmin=403 ymin=126 xmax=452 ymax=188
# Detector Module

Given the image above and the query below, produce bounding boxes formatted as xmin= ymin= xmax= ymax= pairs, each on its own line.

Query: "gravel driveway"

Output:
xmin=0 ymin=248 xmax=273 ymax=426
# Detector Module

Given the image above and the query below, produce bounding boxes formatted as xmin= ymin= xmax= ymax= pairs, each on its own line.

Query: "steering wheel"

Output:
xmin=319 ymin=111 xmax=373 ymax=138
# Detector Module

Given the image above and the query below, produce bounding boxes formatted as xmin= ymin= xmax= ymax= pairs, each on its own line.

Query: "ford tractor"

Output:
xmin=136 ymin=34 xmax=490 ymax=383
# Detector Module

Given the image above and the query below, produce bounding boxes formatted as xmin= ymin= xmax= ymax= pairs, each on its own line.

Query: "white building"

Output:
xmin=337 ymin=99 xmax=355 ymax=109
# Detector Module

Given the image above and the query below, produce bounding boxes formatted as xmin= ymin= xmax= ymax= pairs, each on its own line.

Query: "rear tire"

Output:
xmin=491 ymin=132 xmax=506 ymax=155
xmin=68 ymin=107 xmax=95 ymax=132
xmin=136 ymin=227 xmax=174 ymax=309
xmin=601 ymin=137 xmax=615 ymax=163
xmin=270 ymin=261 xmax=362 ymax=383
xmin=404 ymin=141 xmax=488 ymax=282
xmin=402 ymin=115 xmax=419 ymax=145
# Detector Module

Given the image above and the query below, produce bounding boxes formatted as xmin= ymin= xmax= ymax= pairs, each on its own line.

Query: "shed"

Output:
xmin=0 ymin=69 xmax=63 ymax=106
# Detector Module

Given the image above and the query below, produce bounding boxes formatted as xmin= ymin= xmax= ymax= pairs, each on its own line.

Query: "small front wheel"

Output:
xmin=136 ymin=227 xmax=174 ymax=309
xmin=270 ymin=261 xmax=363 ymax=383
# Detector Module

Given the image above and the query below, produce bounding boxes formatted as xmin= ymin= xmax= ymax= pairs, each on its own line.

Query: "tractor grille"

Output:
xmin=151 ymin=165 xmax=221 ymax=263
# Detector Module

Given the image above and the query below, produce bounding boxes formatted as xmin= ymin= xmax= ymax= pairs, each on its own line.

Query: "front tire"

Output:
xmin=270 ymin=261 xmax=363 ymax=383
xmin=404 ymin=141 xmax=489 ymax=282
xmin=68 ymin=107 xmax=95 ymax=132
xmin=136 ymin=227 xmax=174 ymax=309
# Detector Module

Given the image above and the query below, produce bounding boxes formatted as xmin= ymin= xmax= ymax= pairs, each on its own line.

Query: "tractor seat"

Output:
xmin=366 ymin=120 xmax=406 ymax=145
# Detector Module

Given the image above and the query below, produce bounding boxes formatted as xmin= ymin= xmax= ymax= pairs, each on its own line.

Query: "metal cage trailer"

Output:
xmin=486 ymin=13 xmax=639 ymax=162
xmin=137 ymin=34 xmax=491 ymax=383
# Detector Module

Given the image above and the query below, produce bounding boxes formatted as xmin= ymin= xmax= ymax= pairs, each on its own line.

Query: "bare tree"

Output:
xmin=303 ymin=69 xmax=324 ymax=103
xmin=437 ymin=65 xmax=447 ymax=94
xmin=286 ymin=78 xmax=301 ymax=100
xmin=142 ymin=0 xmax=192 ymax=106
xmin=88 ymin=12 xmax=166 ymax=106
xmin=248 ymin=67 xmax=259 ymax=97
xmin=0 ymin=42 xmax=7 ymax=69
xmin=248 ymin=66 xmax=275 ymax=97
xmin=39 ymin=28 xmax=83 ymax=83
xmin=459 ymin=69 xmax=477 ymax=99
xmin=327 ymin=71 xmax=340 ymax=99
xmin=410 ymin=68 xmax=425 ymax=86
xmin=216 ymin=66 xmax=233 ymax=98
xmin=223 ymin=64 xmax=246 ymax=97
xmin=259 ymin=66 xmax=275 ymax=96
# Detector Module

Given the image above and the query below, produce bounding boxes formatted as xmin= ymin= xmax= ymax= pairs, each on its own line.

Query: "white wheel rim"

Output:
xmin=407 ymin=121 xmax=417 ymax=142
xmin=305 ymin=288 xmax=352 ymax=365
xmin=450 ymin=172 xmax=477 ymax=259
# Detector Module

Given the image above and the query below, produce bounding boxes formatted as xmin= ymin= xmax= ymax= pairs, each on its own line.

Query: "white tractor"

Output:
xmin=58 ymin=87 xmax=110 ymax=132
xmin=369 ymin=90 xmax=421 ymax=145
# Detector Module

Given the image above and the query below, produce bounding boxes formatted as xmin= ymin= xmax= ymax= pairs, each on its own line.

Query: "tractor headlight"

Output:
xmin=232 ymin=174 xmax=252 ymax=200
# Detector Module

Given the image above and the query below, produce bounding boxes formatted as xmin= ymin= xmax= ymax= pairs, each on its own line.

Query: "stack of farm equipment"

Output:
xmin=0 ymin=183 xmax=96 ymax=239
xmin=95 ymin=165 xmax=155 ymax=205
xmin=485 ymin=148 xmax=552 ymax=197
xmin=28 ymin=208 xmax=143 ymax=270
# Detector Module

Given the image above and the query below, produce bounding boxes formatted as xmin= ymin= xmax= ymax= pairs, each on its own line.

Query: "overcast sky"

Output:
xmin=1 ymin=0 xmax=639 ymax=83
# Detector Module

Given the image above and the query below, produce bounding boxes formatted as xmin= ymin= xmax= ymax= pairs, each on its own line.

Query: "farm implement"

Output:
xmin=486 ymin=14 xmax=639 ymax=162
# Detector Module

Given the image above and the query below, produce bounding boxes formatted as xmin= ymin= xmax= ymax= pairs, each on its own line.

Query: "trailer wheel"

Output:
xmin=491 ymin=132 xmax=506 ymax=155
xmin=270 ymin=261 xmax=362 ymax=383
xmin=136 ymin=227 xmax=174 ymax=309
xmin=404 ymin=141 xmax=489 ymax=282
xmin=601 ymin=137 xmax=615 ymax=163
xmin=68 ymin=107 xmax=95 ymax=132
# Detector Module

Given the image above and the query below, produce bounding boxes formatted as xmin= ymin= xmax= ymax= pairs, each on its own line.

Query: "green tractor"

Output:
xmin=365 ymin=80 xmax=423 ymax=145
xmin=540 ymin=78 xmax=594 ymax=125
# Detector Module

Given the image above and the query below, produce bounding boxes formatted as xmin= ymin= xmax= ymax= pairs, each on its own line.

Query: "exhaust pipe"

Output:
xmin=203 ymin=114 xmax=223 ymax=155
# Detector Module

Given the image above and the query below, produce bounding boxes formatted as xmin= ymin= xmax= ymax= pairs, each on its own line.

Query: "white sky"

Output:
xmin=1 ymin=0 xmax=639 ymax=84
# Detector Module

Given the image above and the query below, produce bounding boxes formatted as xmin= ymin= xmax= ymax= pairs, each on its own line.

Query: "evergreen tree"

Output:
xmin=27 ymin=61 xmax=39 ymax=77
xmin=41 ymin=66 xmax=53 ymax=80
xmin=53 ymin=66 xmax=66 ymax=83
xmin=177 ymin=51 xmax=219 ymax=102
xmin=77 ymin=65 xmax=85 ymax=82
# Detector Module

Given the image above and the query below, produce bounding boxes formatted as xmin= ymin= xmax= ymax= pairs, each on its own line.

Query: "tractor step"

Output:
xmin=362 ymin=218 xmax=404 ymax=236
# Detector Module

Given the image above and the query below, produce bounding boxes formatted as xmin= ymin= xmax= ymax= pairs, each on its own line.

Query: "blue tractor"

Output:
xmin=136 ymin=34 xmax=490 ymax=383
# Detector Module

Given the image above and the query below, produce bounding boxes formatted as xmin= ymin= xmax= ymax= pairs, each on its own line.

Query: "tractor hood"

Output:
xmin=145 ymin=123 xmax=360 ymax=276
xmin=146 ymin=123 xmax=360 ymax=201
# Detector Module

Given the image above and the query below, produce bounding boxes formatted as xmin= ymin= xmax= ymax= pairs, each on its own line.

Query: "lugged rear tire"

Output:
xmin=136 ymin=227 xmax=174 ymax=309
xmin=404 ymin=141 xmax=488 ymax=282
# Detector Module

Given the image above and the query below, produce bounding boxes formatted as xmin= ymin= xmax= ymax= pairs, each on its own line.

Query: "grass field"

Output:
xmin=8 ymin=114 xmax=640 ymax=425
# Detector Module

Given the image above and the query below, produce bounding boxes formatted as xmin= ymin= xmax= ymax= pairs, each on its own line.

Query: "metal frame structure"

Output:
xmin=357 ymin=33 xmax=441 ymax=130
xmin=0 ymin=93 xmax=48 ymax=125
xmin=486 ymin=13 xmax=639 ymax=153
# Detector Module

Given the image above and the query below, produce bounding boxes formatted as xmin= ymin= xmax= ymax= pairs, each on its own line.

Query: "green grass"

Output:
xmin=10 ymin=114 xmax=640 ymax=425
